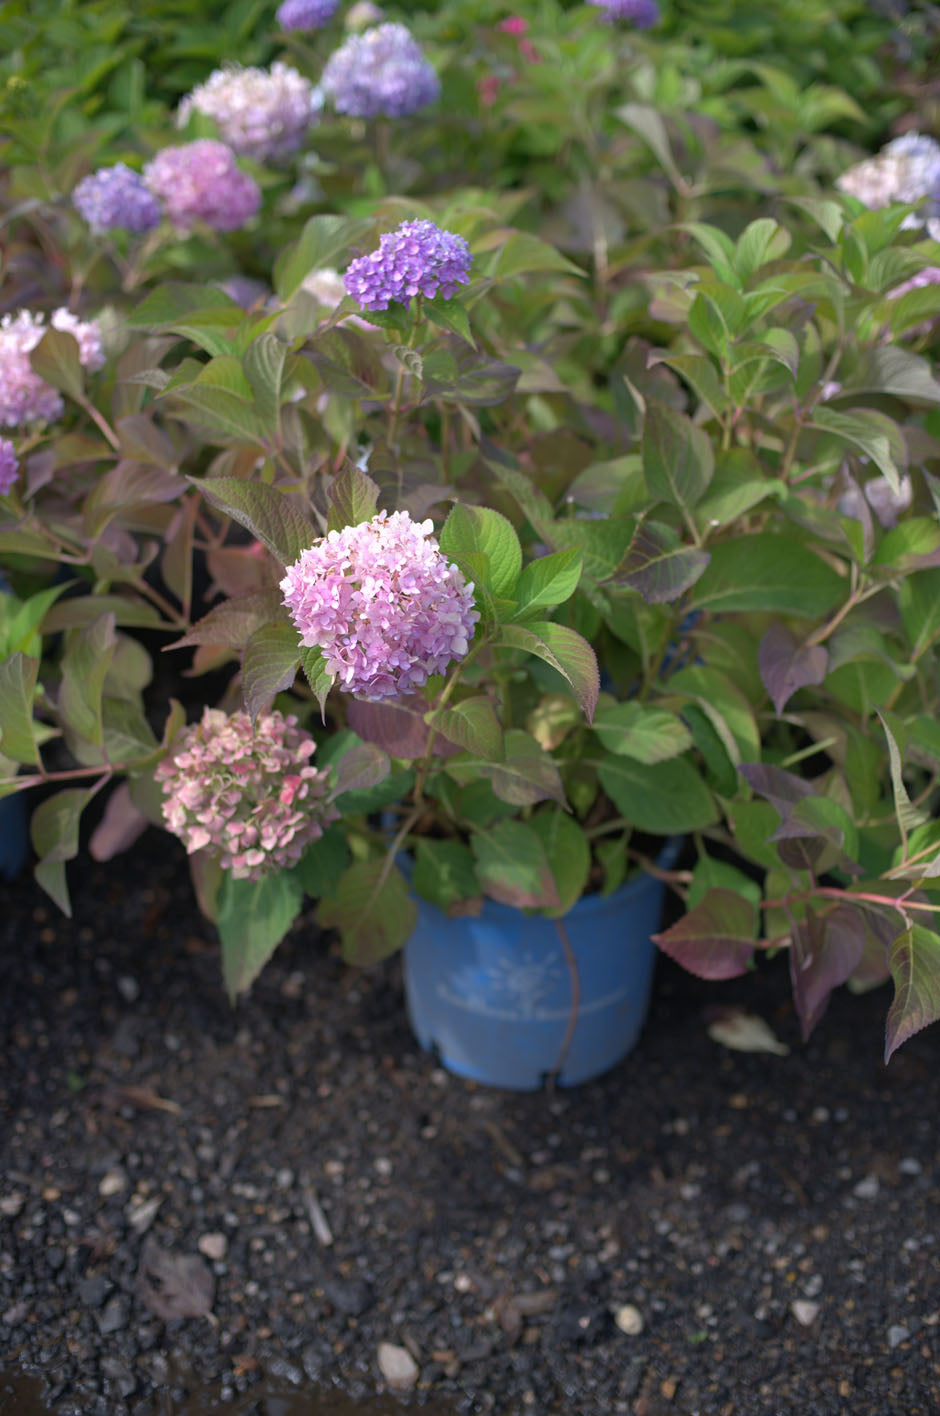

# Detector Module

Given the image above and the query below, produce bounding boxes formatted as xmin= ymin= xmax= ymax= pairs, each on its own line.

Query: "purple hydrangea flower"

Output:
xmin=156 ymin=708 xmax=336 ymax=880
xmin=280 ymin=509 xmax=479 ymax=701
xmin=143 ymin=140 xmax=261 ymax=232
xmin=0 ymin=438 xmax=18 ymax=495
xmin=276 ymin=0 xmax=339 ymax=30
xmin=344 ymin=219 xmax=471 ymax=312
xmin=838 ymin=133 xmax=940 ymax=234
xmin=177 ymin=63 xmax=322 ymax=163
xmin=321 ymin=23 xmax=440 ymax=119
xmin=590 ymin=0 xmax=661 ymax=24
xmin=72 ymin=163 xmax=163 ymax=235
xmin=0 ymin=309 xmax=105 ymax=429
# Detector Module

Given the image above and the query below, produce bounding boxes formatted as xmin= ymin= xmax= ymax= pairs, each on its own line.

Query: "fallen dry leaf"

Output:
xmin=706 ymin=1007 xmax=790 ymax=1056
xmin=138 ymin=1238 xmax=215 ymax=1320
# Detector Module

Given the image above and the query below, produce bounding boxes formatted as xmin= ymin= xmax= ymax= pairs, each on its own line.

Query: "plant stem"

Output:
xmin=549 ymin=915 xmax=581 ymax=1088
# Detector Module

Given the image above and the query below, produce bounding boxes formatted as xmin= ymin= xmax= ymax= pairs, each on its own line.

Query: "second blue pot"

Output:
xmin=403 ymin=837 xmax=681 ymax=1090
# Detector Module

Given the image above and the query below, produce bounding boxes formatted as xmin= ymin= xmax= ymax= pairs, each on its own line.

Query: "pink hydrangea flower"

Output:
xmin=177 ymin=63 xmax=322 ymax=164
xmin=0 ymin=438 xmax=18 ymax=495
xmin=156 ymin=707 xmax=336 ymax=880
xmin=0 ymin=309 xmax=104 ymax=428
xmin=144 ymin=140 xmax=261 ymax=232
xmin=280 ymin=509 xmax=479 ymax=701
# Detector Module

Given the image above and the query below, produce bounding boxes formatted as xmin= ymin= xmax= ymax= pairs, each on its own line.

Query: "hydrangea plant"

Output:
xmin=2 ymin=0 xmax=940 ymax=1061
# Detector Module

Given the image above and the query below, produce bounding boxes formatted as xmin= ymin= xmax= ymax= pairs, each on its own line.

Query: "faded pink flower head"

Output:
xmin=0 ymin=438 xmax=18 ymax=495
xmin=280 ymin=509 xmax=479 ymax=701
xmin=144 ymin=140 xmax=261 ymax=232
xmin=156 ymin=707 xmax=336 ymax=880
xmin=0 ymin=308 xmax=105 ymax=428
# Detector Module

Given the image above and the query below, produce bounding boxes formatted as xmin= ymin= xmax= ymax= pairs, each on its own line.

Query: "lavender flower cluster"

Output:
xmin=0 ymin=439 xmax=18 ymax=496
xmin=590 ymin=0 xmax=661 ymax=26
xmin=321 ymin=23 xmax=440 ymax=119
xmin=143 ymin=140 xmax=261 ymax=231
xmin=344 ymin=219 xmax=472 ymax=312
xmin=276 ymin=0 xmax=339 ymax=31
xmin=280 ymin=510 xmax=479 ymax=701
xmin=177 ymin=63 xmax=322 ymax=164
xmin=156 ymin=708 xmax=336 ymax=880
xmin=72 ymin=163 xmax=163 ymax=235
xmin=838 ymin=132 xmax=940 ymax=238
xmin=0 ymin=309 xmax=105 ymax=428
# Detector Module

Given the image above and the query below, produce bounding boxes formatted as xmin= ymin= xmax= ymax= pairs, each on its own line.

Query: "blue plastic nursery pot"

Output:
xmin=403 ymin=837 xmax=682 ymax=1090
xmin=0 ymin=791 xmax=28 ymax=882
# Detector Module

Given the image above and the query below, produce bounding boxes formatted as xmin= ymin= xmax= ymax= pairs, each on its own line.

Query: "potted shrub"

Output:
xmin=3 ymin=65 xmax=940 ymax=1080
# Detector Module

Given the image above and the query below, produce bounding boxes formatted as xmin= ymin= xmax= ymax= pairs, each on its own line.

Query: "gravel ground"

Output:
xmin=2 ymin=831 xmax=939 ymax=1416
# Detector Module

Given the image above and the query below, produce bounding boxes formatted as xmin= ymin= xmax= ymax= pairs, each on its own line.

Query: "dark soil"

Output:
xmin=2 ymin=831 xmax=939 ymax=1416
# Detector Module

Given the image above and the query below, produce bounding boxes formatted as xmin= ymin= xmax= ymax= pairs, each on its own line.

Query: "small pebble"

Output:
xmin=377 ymin=1341 xmax=419 ymax=1390
xmin=98 ymin=1169 xmax=127 ymax=1198
xmin=853 ymin=1175 xmax=879 ymax=1200
xmin=198 ymin=1232 xmax=228 ymax=1261
xmin=888 ymin=1324 xmax=910 ymax=1349
xmin=791 ymin=1300 xmax=819 ymax=1326
xmin=0 ymin=1192 xmax=25 ymax=1217
xmin=613 ymin=1303 xmax=644 ymax=1335
xmin=899 ymin=1157 xmax=922 ymax=1176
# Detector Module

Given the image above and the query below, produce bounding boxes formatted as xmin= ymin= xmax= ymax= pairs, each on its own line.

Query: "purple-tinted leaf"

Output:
xmin=330 ymin=740 xmax=390 ymax=799
xmin=138 ymin=1239 xmax=215 ymax=1320
xmin=758 ymin=623 xmax=829 ymax=716
xmin=653 ymin=888 xmax=757 ymax=979
xmin=770 ymin=795 xmax=862 ymax=876
xmin=885 ymin=924 xmax=940 ymax=1061
xmin=613 ymin=523 xmax=710 ymax=603
xmin=347 ymin=696 xmax=433 ymax=760
xmin=241 ymin=622 xmax=298 ymax=721
xmin=642 ymin=401 xmax=714 ymax=513
xmin=167 ymin=591 xmax=285 ymax=650
xmin=433 ymin=696 xmax=504 ymax=761
xmin=29 ymin=328 xmax=84 ymax=401
xmin=739 ymin=762 xmax=815 ymax=818
xmin=446 ymin=729 xmax=566 ymax=807
xmin=789 ymin=905 xmax=865 ymax=1041
xmin=88 ymin=783 xmax=149 ymax=862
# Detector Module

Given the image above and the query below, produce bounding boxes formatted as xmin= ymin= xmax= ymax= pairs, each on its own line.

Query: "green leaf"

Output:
xmin=329 ymin=739 xmax=390 ymax=799
xmin=872 ymin=519 xmax=940 ymax=573
xmin=164 ymin=380 xmax=268 ymax=445
xmin=300 ymin=644 xmax=334 ymax=721
xmin=127 ymin=281 xmax=244 ymax=337
xmin=899 ymin=568 xmax=940 ymax=656
xmin=653 ymin=889 xmax=757 ymax=979
xmin=242 ymin=332 xmax=287 ymax=434
xmin=512 ymin=549 xmax=583 ymax=617
xmin=191 ymin=476 xmax=317 ymax=567
xmin=29 ymin=328 xmax=84 ymax=402
xmin=471 ymin=820 xmax=561 ymax=909
xmin=444 ymin=729 xmax=565 ymax=807
xmin=326 ymin=460 xmax=380 ymax=533
xmin=412 ymin=838 xmax=480 ymax=914
xmin=487 ymin=230 xmax=584 ymax=280
xmin=496 ymin=621 xmax=599 ymax=722
xmin=878 ymin=712 xmax=930 ymax=845
xmin=291 ymin=825 xmax=350 ymax=900
xmin=242 ymin=622 xmax=299 ymax=721
xmin=885 ymin=924 xmax=940 ymax=1062
xmin=217 ymin=870 xmax=305 ymax=1001
xmin=424 ymin=296 xmax=474 ymax=345
xmin=273 ymin=214 xmax=373 ymax=302
xmin=617 ymin=103 xmax=686 ymax=191
xmin=30 ymin=787 xmax=92 ymax=916
xmin=317 ymin=858 xmax=417 ymax=964
xmin=59 ymin=614 xmax=117 ymax=748
xmin=687 ymin=857 xmax=762 ymax=912
xmin=592 ymin=701 xmax=692 ymax=764
xmin=809 ymin=407 xmax=904 ymax=495
xmin=689 ymin=533 xmax=844 ymax=616
xmin=439 ymin=504 xmax=522 ymax=598
xmin=734 ymin=217 xmax=790 ymax=281
xmin=642 ymin=402 xmax=714 ymax=514
xmin=529 ymin=808 xmax=590 ymax=917
xmin=596 ymin=753 xmax=718 ymax=834
xmin=0 ymin=652 xmax=40 ymax=765
xmin=432 ymin=696 xmax=504 ymax=761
